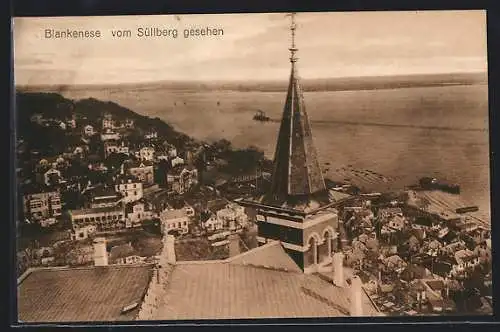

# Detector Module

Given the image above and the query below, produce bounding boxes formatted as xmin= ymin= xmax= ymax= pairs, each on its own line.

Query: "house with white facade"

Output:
xmin=104 ymin=140 xmax=130 ymax=158
xmin=22 ymin=188 xmax=62 ymax=224
xmin=125 ymin=200 xmax=154 ymax=228
xmin=216 ymin=203 xmax=249 ymax=231
xmin=171 ymin=156 xmax=184 ymax=168
xmin=127 ymin=161 xmax=154 ymax=185
xmin=68 ymin=205 xmax=126 ymax=231
xmin=160 ymin=208 xmax=190 ymax=235
xmin=451 ymin=249 xmax=481 ymax=277
xmin=144 ymin=130 xmax=158 ymax=139
xmin=101 ymin=129 xmax=120 ymax=141
xmin=202 ymin=213 xmax=224 ymax=232
xmin=139 ymin=147 xmax=155 ymax=162
xmin=44 ymin=168 xmax=62 ymax=186
xmin=115 ymin=175 xmax=143 ymax=203
xmin=102 ymin=113 xmax=113 ymax=129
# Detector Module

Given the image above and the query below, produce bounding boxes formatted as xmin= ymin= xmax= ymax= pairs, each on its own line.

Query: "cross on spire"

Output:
xmin=287 ymin=12 xmax=298 ymax=63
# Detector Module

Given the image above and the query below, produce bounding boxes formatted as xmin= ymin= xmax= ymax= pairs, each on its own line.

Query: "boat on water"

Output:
xmin=253 ymin=110 xmax=270 ymax=122
xmin=419 ymin=177 xmax=460 ymax=194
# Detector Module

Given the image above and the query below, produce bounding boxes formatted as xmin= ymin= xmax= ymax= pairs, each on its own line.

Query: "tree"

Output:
xmin=212 ymin=139 xmax=232 ymax=155
xmin=365 ymin=237 xmax=380 ymax=268
xmin=104 ymin=152 xmax=128 ymax=171
xmin=346 ymin=247 xmax=365 ymax=268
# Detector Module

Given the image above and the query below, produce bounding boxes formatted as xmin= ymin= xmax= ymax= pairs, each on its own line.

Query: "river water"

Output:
xmin=57 ymin=83 xmax=490 ymax=219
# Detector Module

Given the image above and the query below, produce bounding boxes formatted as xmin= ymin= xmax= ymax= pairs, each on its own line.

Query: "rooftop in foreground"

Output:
xmin=17 ymin=264 xmax=153 ymax=323
xmin=154 ymin=241 xmax=380 ymax=320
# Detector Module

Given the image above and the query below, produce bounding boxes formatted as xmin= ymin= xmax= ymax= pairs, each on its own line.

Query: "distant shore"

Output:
xmin=16 ymin=72 xmax=487 ymax=94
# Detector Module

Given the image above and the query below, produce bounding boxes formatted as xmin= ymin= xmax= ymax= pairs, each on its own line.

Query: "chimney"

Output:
xmin=332 ymin=252 xmax=345 ymax=287
xmin=228 ymin=234 xmax=241 ymax=257
xmin=165 ymin=234 xmax=176 ymax=264
xmin=349 ymin=275 xmax=363 ymax=317
xmin=93 ymin=237 xmax=108 ymax=266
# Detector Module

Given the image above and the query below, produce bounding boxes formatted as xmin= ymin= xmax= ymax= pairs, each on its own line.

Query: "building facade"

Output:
xmin=101 ymin=129 xmax=120 ymax=141
xmin=69 ymin=205 xmax=126 ymax=231
xmin=160 ymin=208 xmax=190 ymax=235
xmin=102 ymin=113 xmax=113 ymax=129
xmin=126 ymin=201 xmax=154 ymax=228
xmin=44 ymin=168 xmax=62 ymax=186
xmin=216 ymin=203 xmax=249 ymax=231
xmin=22 ymin=190 xmax=62 ymax=224
xmin=127 ymin=161 xmax=154 ymax=185
xmin=139 ymin=147 xmax=155 ymax=161
xmin=115 ymin=176 xmax=143 ymax=203
xmin=104 ymin=141 xmax=130 ymax=158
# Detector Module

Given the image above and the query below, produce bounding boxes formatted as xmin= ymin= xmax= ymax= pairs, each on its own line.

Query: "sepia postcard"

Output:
xmin=13 ymin=10 xmax=491 ymax=323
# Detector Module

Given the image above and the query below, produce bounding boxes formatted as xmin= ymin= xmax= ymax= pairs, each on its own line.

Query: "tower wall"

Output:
xmin=255 ymin=207 xmax=339 ymax=272
xmin=302 ymin=211 xmax=338 ymax=272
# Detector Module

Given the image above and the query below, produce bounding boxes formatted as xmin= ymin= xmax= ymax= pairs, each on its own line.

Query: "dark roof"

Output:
xmin=69 ymin=205 xmax=124 ymax=217
xmin=429 ymin=260 xmax=454 ymax=277
xmin=17 ymin=265 xmax=153 ymax=322
xmin=206 ymin=198 xmax=230 ymax=213
xmin=267 ymin=59 xmax=326 ymax=203
xmin=125 ymin=199 xmax=150 ymax=213
xmin=400 ymin=264 xmax=427 ymax=281
xmin=425 ymin=280 xmax=445 ymax=291
xmin=116 ymin=174 xmax=141 ymax=184
xmin=90 ymin=186 xmax=120 ymax=199
xmin=21 ymin=184 xmax=59 ymax=196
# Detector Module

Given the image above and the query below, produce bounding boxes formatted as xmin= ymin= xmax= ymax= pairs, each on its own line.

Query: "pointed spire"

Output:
xmin=268 ymin=13 xmax=327 ymax=202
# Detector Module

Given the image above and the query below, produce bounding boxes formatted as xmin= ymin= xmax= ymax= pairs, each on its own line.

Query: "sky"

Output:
xmin=12 ymin=10 xmax=487 ymax=85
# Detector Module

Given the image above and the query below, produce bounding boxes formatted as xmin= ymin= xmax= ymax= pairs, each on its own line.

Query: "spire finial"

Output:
xmin=287 ymin=12 xmax=298 ymax=63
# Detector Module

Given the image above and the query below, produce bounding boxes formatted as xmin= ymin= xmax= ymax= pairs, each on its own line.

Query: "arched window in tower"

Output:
xmin=320 ymin=229 xmax=333 ymax=261
xmin=306 ymin=236 xmax=318 ymax=266
xmin=318 ymin=232 xmax=329 ymax=263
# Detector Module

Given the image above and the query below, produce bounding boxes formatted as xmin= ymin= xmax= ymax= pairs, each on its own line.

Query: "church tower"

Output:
xmin=238 ymin=13 xmax=340 ymax=273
